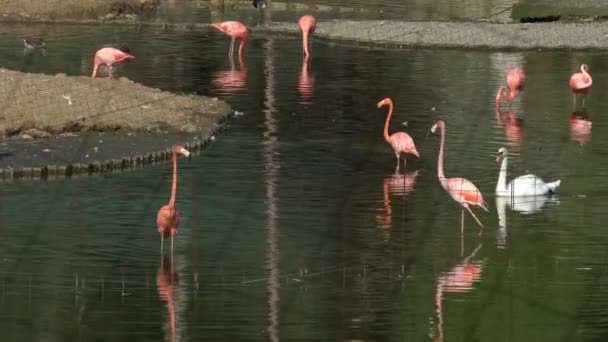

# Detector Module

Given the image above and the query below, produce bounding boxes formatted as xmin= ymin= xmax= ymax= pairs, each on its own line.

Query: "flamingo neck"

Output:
xmin=506 ymin=87 xmax=517 ymax=101
xmin=238 ymin=37 xmax=246 ymax=57
xmin=495 ymin=87 xmax=505 ymax=109
xmin=496 ymin=156 xmax=508 ymax=194
xmin=302 ymin=31 xmax=310 ymax=57
xmin=383 ymin=102 xmax=393 ymax=143
xmin=169 ymin=152 xmax=178 ymax=208
xmin=581 ymin=67 xmax=592 ymax=87
xmin=436 ymin=125 xmax=447 ymax=183
xmin=92 ymin=57 xmax=100 ymax=77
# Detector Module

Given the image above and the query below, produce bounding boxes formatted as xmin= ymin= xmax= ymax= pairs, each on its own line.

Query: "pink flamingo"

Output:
xmin=211 ymin=21 xmax=249 ymax=59
xmin=377 ymin=98 xmax=420 ymax=170
xmin=431 ymin=120 xmax=488 ymax=233
xmin=299 ymin=15 xmax=316 ymax=58
xmin=495 ymin=67 xmax=525 ymax=110
xmin=91 ymin=47 xmax=134 ymax=78
xmin=157 ymin=145 xmax=190 ymax=258
xmin=569 ymin=64 xmax=592 ymax=108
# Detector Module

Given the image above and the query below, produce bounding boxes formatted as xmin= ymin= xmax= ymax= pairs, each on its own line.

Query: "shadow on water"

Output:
xmin=0 ymin=17 xmax=607 ymax=341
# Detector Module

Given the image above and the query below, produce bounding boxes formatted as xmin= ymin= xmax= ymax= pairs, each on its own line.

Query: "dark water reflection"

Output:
xmin=0 ymin=22 xmax=606 ymax=341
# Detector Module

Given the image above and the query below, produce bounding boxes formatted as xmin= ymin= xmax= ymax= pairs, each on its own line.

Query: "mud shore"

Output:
xmin=0 ymin=68 xmax=230 ymax=180
xmin=266 ymin=20 xmax=608 ymax=51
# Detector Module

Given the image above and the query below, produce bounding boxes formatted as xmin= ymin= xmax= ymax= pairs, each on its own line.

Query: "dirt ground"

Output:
xmin=0 ymin=68 xmax=230 ymax=137
xmin=0 ymin=0 xmax=155 ymax=19
xmin=266 ymin=20 xmax=608 ymax=50
xmin=0 ymin=68 xmax=230 ymax=177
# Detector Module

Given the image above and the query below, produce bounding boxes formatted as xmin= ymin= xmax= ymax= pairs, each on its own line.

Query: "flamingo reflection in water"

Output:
xmin=495 ymin=109 xmax=523 ymax=150
xmin=298 ymin=55 xmax=314 ymax=105
xmin=569 ymin=110 xmax=592 ymax=146
xmin=376 ymin=169 xmax=419 ymax=241
xmin=431 ymin=243 xmax=483 ymax=342
xmin=157 ymin=257 xmax=179 ymax=342
xmin=211 ymin=52 xmax=248 ymax=95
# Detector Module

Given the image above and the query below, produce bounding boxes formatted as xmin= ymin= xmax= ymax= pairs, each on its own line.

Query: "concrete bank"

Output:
xmin=266 ymin=20 xmax=608 ymax=51
xmin=0 ymin=68 xmax=231 ymax=180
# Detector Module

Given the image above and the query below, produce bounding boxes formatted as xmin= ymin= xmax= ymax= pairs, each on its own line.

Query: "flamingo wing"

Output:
xmin=569 ymin=73 xmax=591 ymax=92
xmin=390 ymin=132 xmax=419 ymax=156
xmin=445 ymin=177 xmax=487 ymax=210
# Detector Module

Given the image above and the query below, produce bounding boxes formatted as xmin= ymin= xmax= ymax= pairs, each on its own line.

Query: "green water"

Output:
xmin=0 ymin=22 xmax=605 ymax=341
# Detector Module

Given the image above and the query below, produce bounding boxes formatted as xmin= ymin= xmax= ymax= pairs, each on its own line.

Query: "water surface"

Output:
xmin=0 ymin=23 xmax=606 ymax=341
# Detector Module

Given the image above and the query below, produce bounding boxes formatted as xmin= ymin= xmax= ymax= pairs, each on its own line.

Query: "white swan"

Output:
xmin=495 ymin=147 xmax=561 ymax=197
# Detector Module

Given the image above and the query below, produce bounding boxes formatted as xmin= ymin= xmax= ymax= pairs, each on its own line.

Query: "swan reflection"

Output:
xmin=495 ymin=195 xmax=559 ymax=248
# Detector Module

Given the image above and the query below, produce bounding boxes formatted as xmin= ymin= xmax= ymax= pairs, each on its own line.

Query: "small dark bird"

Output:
xmin=23 ymin=38 xmax=45 ymax=49
xmin=253 ymin=0 xmax=266 ymax=9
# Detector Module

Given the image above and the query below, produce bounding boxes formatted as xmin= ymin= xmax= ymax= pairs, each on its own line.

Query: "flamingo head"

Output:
xmin=496 ymin=147 xmax=507 ymax=163
xmin=211 ymin=22 xmax=225 ymax=33
xmin=376 ymin=97 xmax=392 ymax=109
xmin=430 ymin=120 xmax=445 ymax=134
xmin=582 ymin=64 xmax=591 ymax=73
xmin=173 ymin=145 xmax=191 ymax=157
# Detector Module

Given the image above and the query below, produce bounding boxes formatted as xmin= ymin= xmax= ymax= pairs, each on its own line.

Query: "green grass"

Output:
xmin=512 ymin=0 xmax=608 ymax=21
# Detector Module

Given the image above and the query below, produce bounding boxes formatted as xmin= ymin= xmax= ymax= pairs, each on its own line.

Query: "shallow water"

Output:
xmin=0 ymin=22 xmax=606 ymax=341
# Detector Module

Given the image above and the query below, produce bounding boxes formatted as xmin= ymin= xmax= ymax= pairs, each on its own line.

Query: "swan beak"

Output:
xmin=181 ymin=148 xmax=191 ymax=157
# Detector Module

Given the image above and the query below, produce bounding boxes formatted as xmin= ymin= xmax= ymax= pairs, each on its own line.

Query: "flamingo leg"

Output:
xmin=395 ymin=154 xmax=400 ymax=173
xmin=582 ymin=95 xmax=586 ymax=108
xmin=460 ymin=209 xmax=464 ymax=257
xmin=161 ymin=235 xmax=164 ymax=255
xmin=573 ymin=94 xmax=577 ymax=110
xmin=171 ymin=235 xmax=174 ymax=261
xmin=108 ymin=65 xmax=114 ymax=79
xmin=229 ymin=37 xmax=235 ymax=59
xmin=464 ymin=204 xmax=484 ymax=229
xmin=461 ymin=208 xmax=464 ymax=235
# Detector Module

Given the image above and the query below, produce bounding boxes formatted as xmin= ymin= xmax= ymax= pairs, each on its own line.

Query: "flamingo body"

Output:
xmin=377 ymin=98 xmax=419 ymax=168
xmin=157 ymin=205 xmax=180 ymax=238
xmin=495 ymin=67 xmax=525 ymax=109
xmin=387 ymin=132 xmax=419 ymax=158
xmin=299 ymin=15 xmax=316 ymax=57
xmin=156 ymin=145 xmax=190 ymax=258
xmin=211 ymin=21 xmax=248 ymax=58
xmin=444 ymin=177 xmax=487 ymax=208
xmin=91 ymin=47 xmax=134 ymax=78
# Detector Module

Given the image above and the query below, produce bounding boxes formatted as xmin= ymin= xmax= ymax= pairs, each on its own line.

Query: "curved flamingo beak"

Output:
xmin=180 ymin=148 xmax=191 ymax=157
xmin=431 ymin=123 xmax=438 ymax=133
xmin=376 ymin=100 xmax=386 ymax=108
